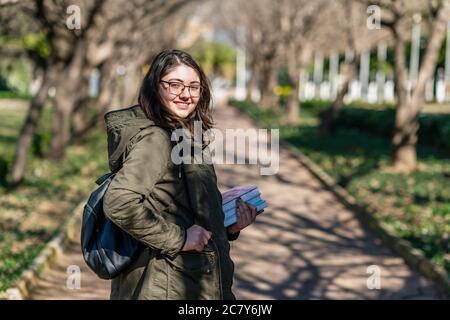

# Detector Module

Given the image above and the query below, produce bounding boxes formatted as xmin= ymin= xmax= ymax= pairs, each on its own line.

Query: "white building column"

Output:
xmin=376 ymin=42 xmax=387 ymax=102
xmin=234 ymin=46 xmax=247 ymax=100
xmin=359 ymin=50 xmax=370 ymax=101
xmin=89 ymin=68 xmax=100 ymax=97
xmin=437 ymin=68 xmax=446 ymax=103
xmin=298 ymin=70 xmax=309 ymax=101
xmin=384 ymin=78 xmax=395 ymax=102
xmin=313 ymin=52 xmax=323 ymax=98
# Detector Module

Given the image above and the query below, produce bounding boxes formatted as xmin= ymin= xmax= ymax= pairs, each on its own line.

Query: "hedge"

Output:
xmin=320 ymin=106 xmax=450 ymax=152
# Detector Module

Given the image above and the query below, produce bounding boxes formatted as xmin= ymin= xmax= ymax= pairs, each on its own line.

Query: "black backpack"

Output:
xmin=80 ymin=123 xmax=157 ymax=279
xmin=80 ymin=125 xmax=184 ymax=280
xmin=80 ymin=170 xmax=144 ymax=279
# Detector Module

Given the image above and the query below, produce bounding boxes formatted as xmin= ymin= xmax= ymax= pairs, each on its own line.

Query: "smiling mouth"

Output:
xmin=174 ymin=102 xmax=190 ymax=109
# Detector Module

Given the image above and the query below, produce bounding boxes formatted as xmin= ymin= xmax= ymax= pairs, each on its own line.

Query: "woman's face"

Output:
xmin=159 ymin=64 xmax=200 ymax=119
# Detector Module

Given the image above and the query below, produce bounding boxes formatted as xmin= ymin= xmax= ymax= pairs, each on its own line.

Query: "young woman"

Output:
xmin=102 ymin=49 xmax=257 ymax=300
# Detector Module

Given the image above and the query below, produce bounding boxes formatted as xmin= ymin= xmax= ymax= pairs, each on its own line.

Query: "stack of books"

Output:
xmin=221 ymin=185 xmax=267 ymax=227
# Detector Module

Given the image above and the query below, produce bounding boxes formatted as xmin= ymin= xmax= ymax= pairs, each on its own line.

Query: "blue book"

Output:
xmin=224 ymin=197 xmax=266 ymax=218
xmin=221 ymin=185 xmax=268 ymax=227
xmin=221 ymin=186 xmax=261 ymax=212
xmin=224 ymin=200 xmax=267 ymax=227
xmin=222 ymin=191 xmax=261 ymax=212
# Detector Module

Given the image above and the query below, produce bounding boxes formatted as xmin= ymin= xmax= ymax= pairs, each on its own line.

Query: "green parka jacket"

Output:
xmin=102 ymin=105 xmax=239 ymax=300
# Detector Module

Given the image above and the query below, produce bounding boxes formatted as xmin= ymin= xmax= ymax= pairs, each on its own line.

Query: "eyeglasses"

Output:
xmin=160 ymin=80 xmax=202 ymax=97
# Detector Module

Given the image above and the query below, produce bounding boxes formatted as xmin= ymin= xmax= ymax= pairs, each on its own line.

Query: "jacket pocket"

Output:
xmin=164 ymin=250 xmax=220 ymax=300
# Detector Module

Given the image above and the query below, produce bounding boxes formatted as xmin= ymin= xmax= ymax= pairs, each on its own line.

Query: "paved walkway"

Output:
xmin=29 ymin=103 xmax=440 ymax=299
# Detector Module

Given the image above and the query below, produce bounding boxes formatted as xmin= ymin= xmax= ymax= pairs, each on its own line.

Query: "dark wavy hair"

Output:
xmin=138 ymin=49 xmax=214 ymax=138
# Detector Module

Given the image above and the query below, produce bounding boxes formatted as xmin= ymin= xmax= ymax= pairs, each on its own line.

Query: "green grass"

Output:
xmin=0 ymin=91 xmax=32 ymax=100
xmin=230 ymin=99 xmax=450 ymax=275
xmin=0 ymin=241 xmax=47 ymax=290
xmin=0 ymin=103 xmax=109 ymax=292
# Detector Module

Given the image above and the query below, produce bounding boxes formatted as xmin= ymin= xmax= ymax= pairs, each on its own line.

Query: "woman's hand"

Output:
xmin=228 ymin=198 xmax=257 ymax=234
xmin=182 ymin=224 xmax=212 ymax=252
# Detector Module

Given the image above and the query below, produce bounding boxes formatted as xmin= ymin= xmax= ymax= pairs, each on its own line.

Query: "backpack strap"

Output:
xmin=95 ymin=172 xmax=115 ymax=186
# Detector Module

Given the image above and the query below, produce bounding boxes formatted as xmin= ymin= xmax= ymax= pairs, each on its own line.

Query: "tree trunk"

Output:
xmin=245 ymin=59 xmax=259 ymax=102
xmin=319 ymin=83 xmax=349 ymax=136
xmin=71 ymin=98 xmax=92 ymax=144
xmin=391 ymin=1 xmax=449 ymax=171
xmin=71 ymin=67 xmax=90 ymax=122
xmin=392 ymin=100 xmax=419 ymax=170
xmin=319 ymin=61 xmax=356 ymax=136
xmin=284 ymin=44 xmax=300 ymax=125
xmin=9 ymin=66 xmax=57 ymax=187
xmin=71 ymin=61 xmax=142 ymax=143
xmin=70 ymin=63 xmax=95 ymax=143
xmin=123 ymin=64 xmax=142 ymax=106
xmin=259 ymin=56 xmax=278 ymax=110
xmin=49 ymin=99 xmax=73 ymax=159
xmin=94 ymin=61 xmax=119 ymax=128
xmin=392 ymin=29 xmax=417 ymax=171
xmin=49 ymin=40 xmax=87 ymax=160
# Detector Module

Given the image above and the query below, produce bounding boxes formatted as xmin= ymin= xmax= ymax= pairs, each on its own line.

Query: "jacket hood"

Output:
xmin=104 ymin=104 xmax=155 ymax=172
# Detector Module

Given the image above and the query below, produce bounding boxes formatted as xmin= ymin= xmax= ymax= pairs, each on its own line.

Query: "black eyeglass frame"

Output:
xmin=160 ymin=80 xmax=202 ymax=97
